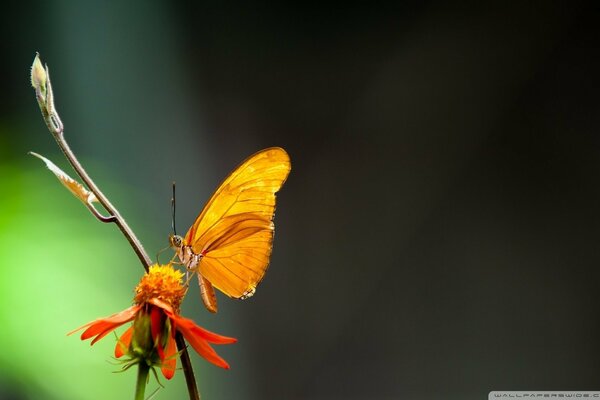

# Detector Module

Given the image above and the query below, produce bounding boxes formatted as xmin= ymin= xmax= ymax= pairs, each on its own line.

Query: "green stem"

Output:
xmin=134 ymin=363 xmax=150 ymax=400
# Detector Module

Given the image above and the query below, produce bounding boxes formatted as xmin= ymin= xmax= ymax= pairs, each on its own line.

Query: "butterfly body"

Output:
xmin=171 ymin=147 xmax=291 ymax=313
xmin=170 ymin=234 xmax=201 ymax=270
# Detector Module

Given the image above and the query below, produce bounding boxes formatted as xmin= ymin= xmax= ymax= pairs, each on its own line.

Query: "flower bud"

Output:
xmin=129 ymin=307 xmax=159 ymax=363
xmin=30 ymin=53 xmax=47 ymax=102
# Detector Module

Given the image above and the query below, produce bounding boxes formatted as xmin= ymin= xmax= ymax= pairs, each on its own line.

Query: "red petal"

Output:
xmin=89 ymin=324 xmax=122 ymax=345
xmin=150 ymin=306 xmax=165 ymax=361
xmin=68 ymin=305 xmax=140 ymax=341
xmin=79 ymin=321 xmax=115 ymax=341
xmin=148 ymin=298 xmax=174 ymax=314
xmin=114 ymin=326 xmax=134 ymax=358
xmin=161 ymin=332 xmax=178 ymax=380
xmin=172 ymin=316 xmax=231 ymax=369
xmin=182 ymin=328 xmax=230 ymax=369
xmin=149 ymin=298 xmax=235 ymax=369
xmin=188 ymin=323 xmax=237 ymax=345
xmin=161 ymin=308 xmax=236 ymax=344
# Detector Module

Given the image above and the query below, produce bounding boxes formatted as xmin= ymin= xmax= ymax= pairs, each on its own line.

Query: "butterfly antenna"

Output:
xmin=171 ymin=181 xmax=177 ymax=236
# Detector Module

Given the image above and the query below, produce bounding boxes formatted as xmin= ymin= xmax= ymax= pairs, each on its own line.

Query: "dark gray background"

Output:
xmin=2 ymin=2 xmax=600 ymax=399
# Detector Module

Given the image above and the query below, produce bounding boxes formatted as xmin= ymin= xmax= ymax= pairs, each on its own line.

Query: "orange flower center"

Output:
xmin=134 ymin=264 xmax=186 ymax=312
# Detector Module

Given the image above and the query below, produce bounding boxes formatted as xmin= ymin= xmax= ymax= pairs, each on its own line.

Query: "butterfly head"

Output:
xmin=169 ymin=234 xmax=184 ymax=250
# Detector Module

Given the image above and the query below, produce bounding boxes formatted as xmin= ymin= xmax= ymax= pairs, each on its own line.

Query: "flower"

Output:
xmin=69 ymin=264 xmax=236 ymax=379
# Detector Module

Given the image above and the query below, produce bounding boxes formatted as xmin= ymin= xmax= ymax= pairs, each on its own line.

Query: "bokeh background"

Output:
xmin=2 ymin=1 xmax=600 ymax=399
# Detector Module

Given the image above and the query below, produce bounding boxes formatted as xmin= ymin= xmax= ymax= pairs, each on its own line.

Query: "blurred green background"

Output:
xmin=2 ymin=1 xmax=600 ymax=399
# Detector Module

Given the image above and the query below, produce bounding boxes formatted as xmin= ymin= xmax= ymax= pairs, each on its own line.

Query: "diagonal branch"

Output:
xmin=31 ymin=54 xmax=200 ymax=400
xmin=52 ymin=127 xmax=152 ymax=270
xmin=31 ymin=53 xmax=152 ymax=271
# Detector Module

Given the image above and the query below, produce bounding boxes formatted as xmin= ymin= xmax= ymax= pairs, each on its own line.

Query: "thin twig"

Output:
xmin=176 ymin=333 xmax=201 ymax=400
xmin=84 ymin=199 xmax=118 ymax=223
xmin=51 ymin=129 xmax=152 ymax=271
xmin=32 ymin=54 xmax=200 ymax=400
xmin=32 ymin=56 xmax=152 ymax=271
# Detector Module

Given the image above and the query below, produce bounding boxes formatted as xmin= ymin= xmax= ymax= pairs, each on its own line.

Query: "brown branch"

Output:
xmin=52 ymin=129 xmax=152 ymax=271
xmin=31 ymin=54 xmax=200 ymax=400
xmin=176 ymin=332 xmax=201 ymax=400
xmin=31 ymin=54 xmax=152 ymax=271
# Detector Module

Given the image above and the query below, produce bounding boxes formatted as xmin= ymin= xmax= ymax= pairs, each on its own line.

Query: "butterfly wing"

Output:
xmin=183 ymin=147 xmax=291 ymax=299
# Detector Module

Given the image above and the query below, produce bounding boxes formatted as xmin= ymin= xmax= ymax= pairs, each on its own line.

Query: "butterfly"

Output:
xmin=169 ymin=147 xmax=291 ymax=313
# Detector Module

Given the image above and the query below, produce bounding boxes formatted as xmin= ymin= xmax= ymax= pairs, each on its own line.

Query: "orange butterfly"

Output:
xmin=169 ymin=147 xmax=291 ymax=313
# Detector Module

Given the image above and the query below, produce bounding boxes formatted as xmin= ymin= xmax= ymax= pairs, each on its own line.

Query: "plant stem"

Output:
xmin=176 ymin=332 xmax=201 ymax=400
xmin=52 ymin=129 xmax=152 ymax=271
xmin=32 ymin=60 xmax=152 ymax=271
xmin=134 ymin=363 xmax=149 ymax=400
xmin=32 ymin=55 xmax=200 ymax=399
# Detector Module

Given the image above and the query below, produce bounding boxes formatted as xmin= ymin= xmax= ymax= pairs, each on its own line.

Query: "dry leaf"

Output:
xmin=29 ymin=152 xmax=97 ymax=204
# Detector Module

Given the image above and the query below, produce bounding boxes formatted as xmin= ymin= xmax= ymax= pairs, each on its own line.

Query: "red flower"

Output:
xmin=69 ymin=264 xmax=236 ymax=379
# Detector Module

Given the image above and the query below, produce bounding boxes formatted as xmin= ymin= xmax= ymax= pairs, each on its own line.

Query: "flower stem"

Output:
xmin=134 ymin=363 xmax=149 ymax=400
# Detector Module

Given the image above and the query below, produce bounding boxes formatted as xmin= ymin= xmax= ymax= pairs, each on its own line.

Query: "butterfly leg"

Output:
xmin=184 ymin=269 xmax=197 ymax=287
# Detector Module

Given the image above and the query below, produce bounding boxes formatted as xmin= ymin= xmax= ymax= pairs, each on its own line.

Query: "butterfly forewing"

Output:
xmin=183 ymin=147 xmax=291 ymax=300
